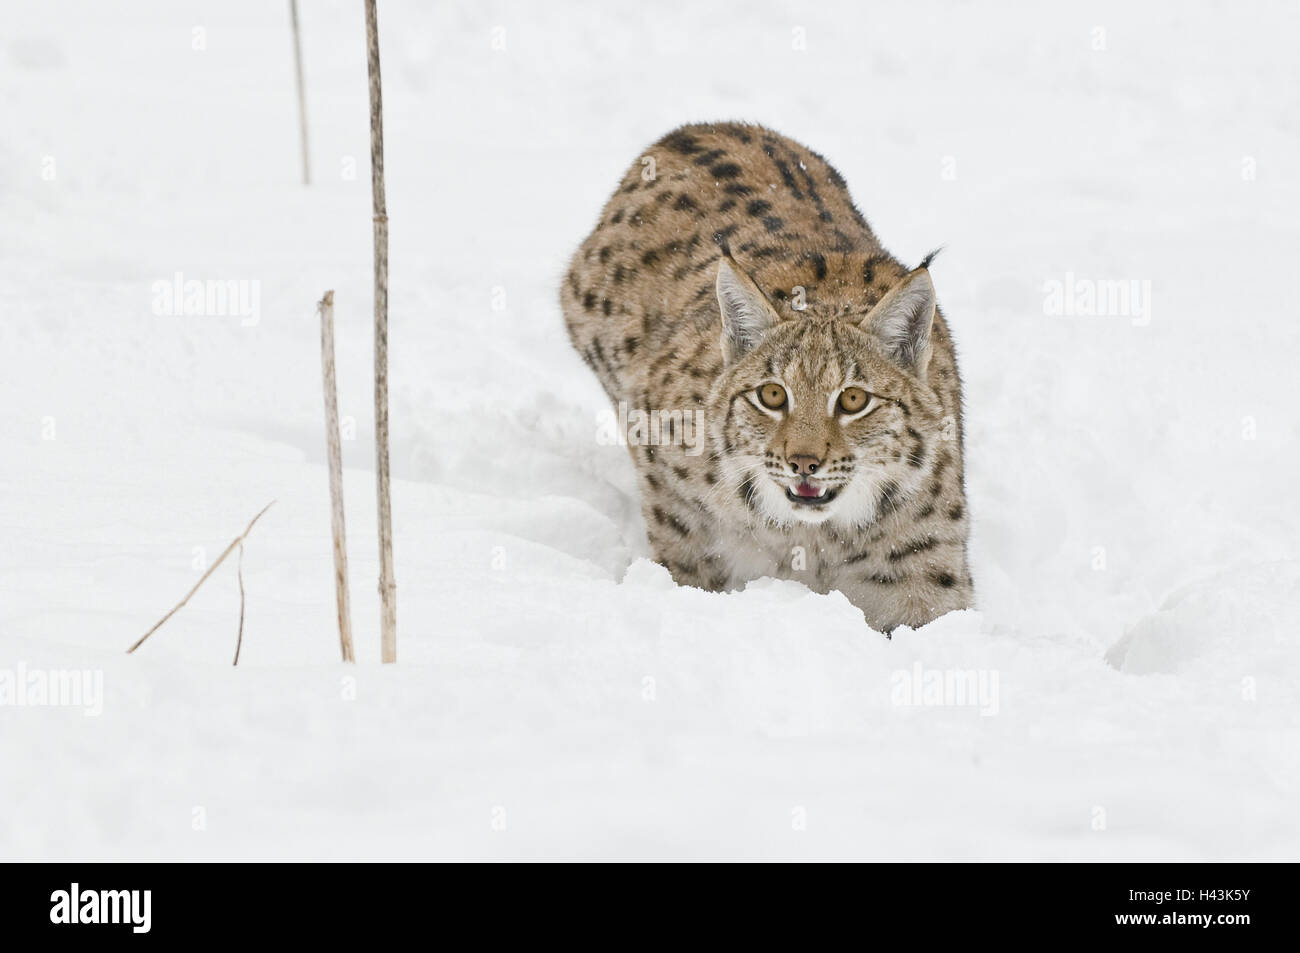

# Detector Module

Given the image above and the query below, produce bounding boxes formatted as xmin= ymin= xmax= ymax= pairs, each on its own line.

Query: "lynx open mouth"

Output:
xmin=785 ymin=481 xmax=837 ymax=507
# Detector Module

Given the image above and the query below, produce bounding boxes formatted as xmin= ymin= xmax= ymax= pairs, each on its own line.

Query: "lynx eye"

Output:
xmin=838 ymin=387 xmax=870 ymax=414
xmin=757 ymin=383 xmax=788 ymax=410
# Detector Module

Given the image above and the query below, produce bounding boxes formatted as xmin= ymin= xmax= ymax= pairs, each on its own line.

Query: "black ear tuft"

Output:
xmin=917 ymin=247 xmax=944 ymax=271
xmin=712 ymin=232 xmax=733 ymax=257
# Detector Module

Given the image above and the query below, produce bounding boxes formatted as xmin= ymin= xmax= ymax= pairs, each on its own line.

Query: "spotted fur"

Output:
xmin=562 ymin=122 xmax=972 ymax=632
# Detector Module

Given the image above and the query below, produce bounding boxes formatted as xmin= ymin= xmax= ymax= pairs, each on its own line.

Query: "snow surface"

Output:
xmin=1 ymin=0 xmax=1297 ymax=860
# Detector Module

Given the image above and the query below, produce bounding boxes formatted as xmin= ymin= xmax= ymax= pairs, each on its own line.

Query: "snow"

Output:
xmin=1 ymin=0 xmax=1297 ymax=860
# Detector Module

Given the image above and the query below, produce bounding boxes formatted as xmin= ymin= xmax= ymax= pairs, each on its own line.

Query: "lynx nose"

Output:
xmin=787 ymin=454 xmax=822 ymax=476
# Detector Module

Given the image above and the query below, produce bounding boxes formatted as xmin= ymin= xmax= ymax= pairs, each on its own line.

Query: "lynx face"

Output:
xmin=708 ymin=256 xmax=946 ymax=528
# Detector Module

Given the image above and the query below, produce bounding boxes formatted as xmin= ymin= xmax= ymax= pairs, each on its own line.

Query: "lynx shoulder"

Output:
xmin=562 ymin=122 xmax=971 ymax=632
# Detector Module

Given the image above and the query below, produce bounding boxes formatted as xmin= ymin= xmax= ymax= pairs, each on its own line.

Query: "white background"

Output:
xmin=1 ymin=0 xmax=1296 ymax=860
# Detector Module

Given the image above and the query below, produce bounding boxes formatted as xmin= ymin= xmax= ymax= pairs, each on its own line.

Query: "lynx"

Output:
xmin=562 ymin=122 xmax=972 ymax=632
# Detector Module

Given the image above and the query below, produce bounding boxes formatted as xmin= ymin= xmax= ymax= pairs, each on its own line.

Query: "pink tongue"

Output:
xmin=793 ymin=482 xmax=821 ymax=498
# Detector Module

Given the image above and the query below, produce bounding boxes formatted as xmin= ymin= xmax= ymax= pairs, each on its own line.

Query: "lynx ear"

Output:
xmin=716 ymin=255 xmax=782 ymax=364
xmin=860 ymin=267 xmax=936 ymax=380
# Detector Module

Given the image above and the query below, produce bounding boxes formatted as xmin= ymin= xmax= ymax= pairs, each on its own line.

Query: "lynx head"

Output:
xmin=707 ymin=253 xmax=948 ymax=527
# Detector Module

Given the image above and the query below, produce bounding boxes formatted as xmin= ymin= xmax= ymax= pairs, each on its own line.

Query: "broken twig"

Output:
xmin=128 ymin=501 xmax=275 ymax=654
